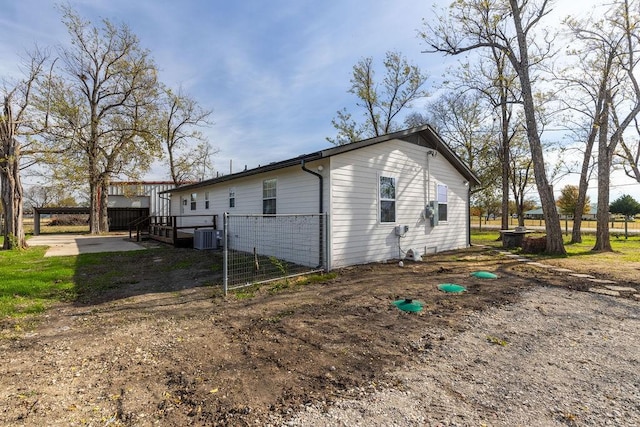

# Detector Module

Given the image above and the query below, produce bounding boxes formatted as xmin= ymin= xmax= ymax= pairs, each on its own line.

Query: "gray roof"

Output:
xmin=160 ymin=125 xmax=481 ymax=194
xmin=525 ymin=208 xmax=544 ymax=215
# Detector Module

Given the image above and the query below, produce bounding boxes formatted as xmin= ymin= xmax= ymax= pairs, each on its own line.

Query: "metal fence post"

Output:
xmin=223 ymin=212 xmax=228 ymax=296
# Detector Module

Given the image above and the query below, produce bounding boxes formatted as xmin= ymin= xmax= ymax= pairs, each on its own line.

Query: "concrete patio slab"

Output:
xmin=28 ymin=233 xmax=146 ymax=257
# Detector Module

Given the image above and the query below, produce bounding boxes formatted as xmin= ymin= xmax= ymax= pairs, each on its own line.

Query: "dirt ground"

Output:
xmin=1 ymin=244 xmax=638 ymax=426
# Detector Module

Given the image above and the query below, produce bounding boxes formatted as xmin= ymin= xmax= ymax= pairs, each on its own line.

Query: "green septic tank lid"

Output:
xmin=393 ymin=298 xmax=424 ymax=312
xmin=471 ymin=271 xmax=498 ymax=279
xmin=438 ymin=283 xmax=467 ymax=294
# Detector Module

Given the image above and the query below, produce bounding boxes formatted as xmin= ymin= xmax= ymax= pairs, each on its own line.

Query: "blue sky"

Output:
xmin=2 ymin=0 xmax=639 ymax=201
xmin=1 ymin=0 xmax=448 ymax=176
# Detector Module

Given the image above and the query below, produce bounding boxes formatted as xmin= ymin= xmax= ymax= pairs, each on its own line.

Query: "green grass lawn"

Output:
xmin=1 ymin=230 xmax=637 ymax=320
xmin=0 ymin=247 xmax=76 ymax=318
xmin=471 ymin=230 xmax=640 ymax=262
xmin=0 ymin=245 xmax=222 ymax=319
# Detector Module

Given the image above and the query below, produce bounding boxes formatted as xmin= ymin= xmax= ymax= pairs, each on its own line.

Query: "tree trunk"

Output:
xmin=516 ymin=191 xmax=525 ymax=227
xmin=1 ymin=148 xmax=27 ymax=250
xmin=572 ymin=56 xmax=611 ymax=244
xmin=593 ymin=91 xmax=613 ymax=251
xmin=99 ymin=179 xmax=109 ymax=233
xmin=571 ymin=131 xmax=596 ymax=244
xmin=1 ymin=99 xmax=27 ymax=250
xmin=500 ymin=94 xmax=510 ymax=234
xmin=89 ymin=179 xmax=101 ymax=234
xmin=509 ymin=0 xmax=566 ymax=255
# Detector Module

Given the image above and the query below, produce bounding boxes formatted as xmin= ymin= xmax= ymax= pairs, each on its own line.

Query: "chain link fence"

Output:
xmin=222 ymin=213 xmax=327 ymax=293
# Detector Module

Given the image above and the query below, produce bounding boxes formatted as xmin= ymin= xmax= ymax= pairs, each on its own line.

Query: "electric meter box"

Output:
xmin=395 ymin=225 xmax=409 ymax=237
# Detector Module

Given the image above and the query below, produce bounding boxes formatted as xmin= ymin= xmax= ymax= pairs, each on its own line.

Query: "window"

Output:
xmin=205 ymin=192 xmax=210 ymax=210
xmin=190 ymin=193 xmax=197 ymax=211
xmin=437 ymin=184 xmax=448 ymax=221
xmin=229 ymin=188 xmax=235 ymax=208
xmin=379 ymin=175 xmax=396 ymax=223
xmin=263 ymin=179 xmax=277 ymax=214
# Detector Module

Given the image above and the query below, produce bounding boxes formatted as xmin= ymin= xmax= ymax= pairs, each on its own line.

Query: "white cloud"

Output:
xmin=6 ymin=0 xmax=636 ymax=202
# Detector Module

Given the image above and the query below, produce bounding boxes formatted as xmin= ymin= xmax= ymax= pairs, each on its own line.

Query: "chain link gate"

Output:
xmin=222 ymin=213 xmax=327 ymax=294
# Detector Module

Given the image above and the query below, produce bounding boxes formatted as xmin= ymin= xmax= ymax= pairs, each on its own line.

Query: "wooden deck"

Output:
xmin=130 ymin=215 xmax=218 ymax=247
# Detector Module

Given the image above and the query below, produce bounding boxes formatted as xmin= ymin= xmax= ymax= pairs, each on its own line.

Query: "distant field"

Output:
xmin=472 ymin=217 xmax=640 ymax=231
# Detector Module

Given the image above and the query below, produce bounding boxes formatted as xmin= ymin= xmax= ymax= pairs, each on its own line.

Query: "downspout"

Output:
xmin=301 ymin=160 xmax=324 ymax=270
xmin=426 ymin=151 xmax=432 ymax=203
xmin=467 ymin=183 xmax=471 ymax=246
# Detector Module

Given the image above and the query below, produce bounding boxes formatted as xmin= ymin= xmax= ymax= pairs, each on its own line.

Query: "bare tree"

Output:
xmin=422 ymin=0 xmax=566 ymax=255
xmin=328 ymin=51 xmax=429 ymax=145
xmin=158 ymin=86 xmax=215 ymax=185
xmin=462 ymin=47 xmax=525 ymax=232
xmin=425 ymin=91 xmax=500 ymax=196
xmin=562 ymin=1 xmax=635 ymax=244
xmin=617 ymin=119 xmax=640 ymax=182
xmin=23 ymin=183 xmax=79 ymax=209
xmin=0 ymin=51 xmax=48 ymax=249
xmin=509 ymin=131 xmax=535 ymax=226
xmin=567 ymin=0 xmax=640 ymax=251
xmin=44 ymin=7 xmax=160 ymax=233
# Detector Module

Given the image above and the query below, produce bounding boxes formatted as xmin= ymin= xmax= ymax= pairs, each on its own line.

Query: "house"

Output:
xmin=582 ymin=204 xmax=598 ymax=220
xmin=524 ymin=208 xmax=544 ymax=220
xmin=160 ymin=126 xmax=480 ymax=270
xmin=525 ymin=204 xmax=598 ymax=221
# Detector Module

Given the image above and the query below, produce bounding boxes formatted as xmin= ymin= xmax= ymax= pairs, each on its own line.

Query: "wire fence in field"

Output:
xmin=222 ymin=213 xmax=327 ymax=293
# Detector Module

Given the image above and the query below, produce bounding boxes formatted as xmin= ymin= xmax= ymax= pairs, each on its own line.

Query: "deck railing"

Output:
xmin=147 ymin=214 xmax=218 ymax=246
xmin=128 ymin=215 xmax=151 ymax=242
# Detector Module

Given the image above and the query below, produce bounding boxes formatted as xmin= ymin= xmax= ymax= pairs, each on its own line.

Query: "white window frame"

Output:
xmin=190 ymin=193 xmax=197 ymax=211
xmin=437 ymin=184 xmax=448 ymax=222
xmin=378 ymin=174 xmax=396 ymax=223
xmin=229 ymin=188 xmax=236 ymax=208
xmin=263 ymin=179 xmax=277 ymax=215
xmin=204 ymin=191 xmax=210 ymax=210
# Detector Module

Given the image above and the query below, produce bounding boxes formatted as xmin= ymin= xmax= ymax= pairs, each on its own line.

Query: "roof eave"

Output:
xmin=159 ymin=151 xmax=324 ymax=194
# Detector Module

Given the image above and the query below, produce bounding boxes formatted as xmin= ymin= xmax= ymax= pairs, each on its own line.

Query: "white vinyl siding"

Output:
xmin=328 ymin=139 xmax=469 ymax=268
xmin=170 ymin=164 xmax=326 ymax=218
xmin=167 ymin=137 xmax=471 ymax=271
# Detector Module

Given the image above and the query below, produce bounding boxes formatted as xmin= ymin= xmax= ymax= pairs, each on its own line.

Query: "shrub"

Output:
xmin=47 ymin=215 xmax=89 ymax=226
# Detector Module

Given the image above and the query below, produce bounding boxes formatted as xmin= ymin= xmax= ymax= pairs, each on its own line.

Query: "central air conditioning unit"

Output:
xmin=193 ymin=229 xmax=223 ymax=250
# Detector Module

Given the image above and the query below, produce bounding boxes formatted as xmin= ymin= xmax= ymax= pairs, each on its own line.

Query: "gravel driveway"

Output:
xmin=284 ymin=287 xmax=640 ymax=426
